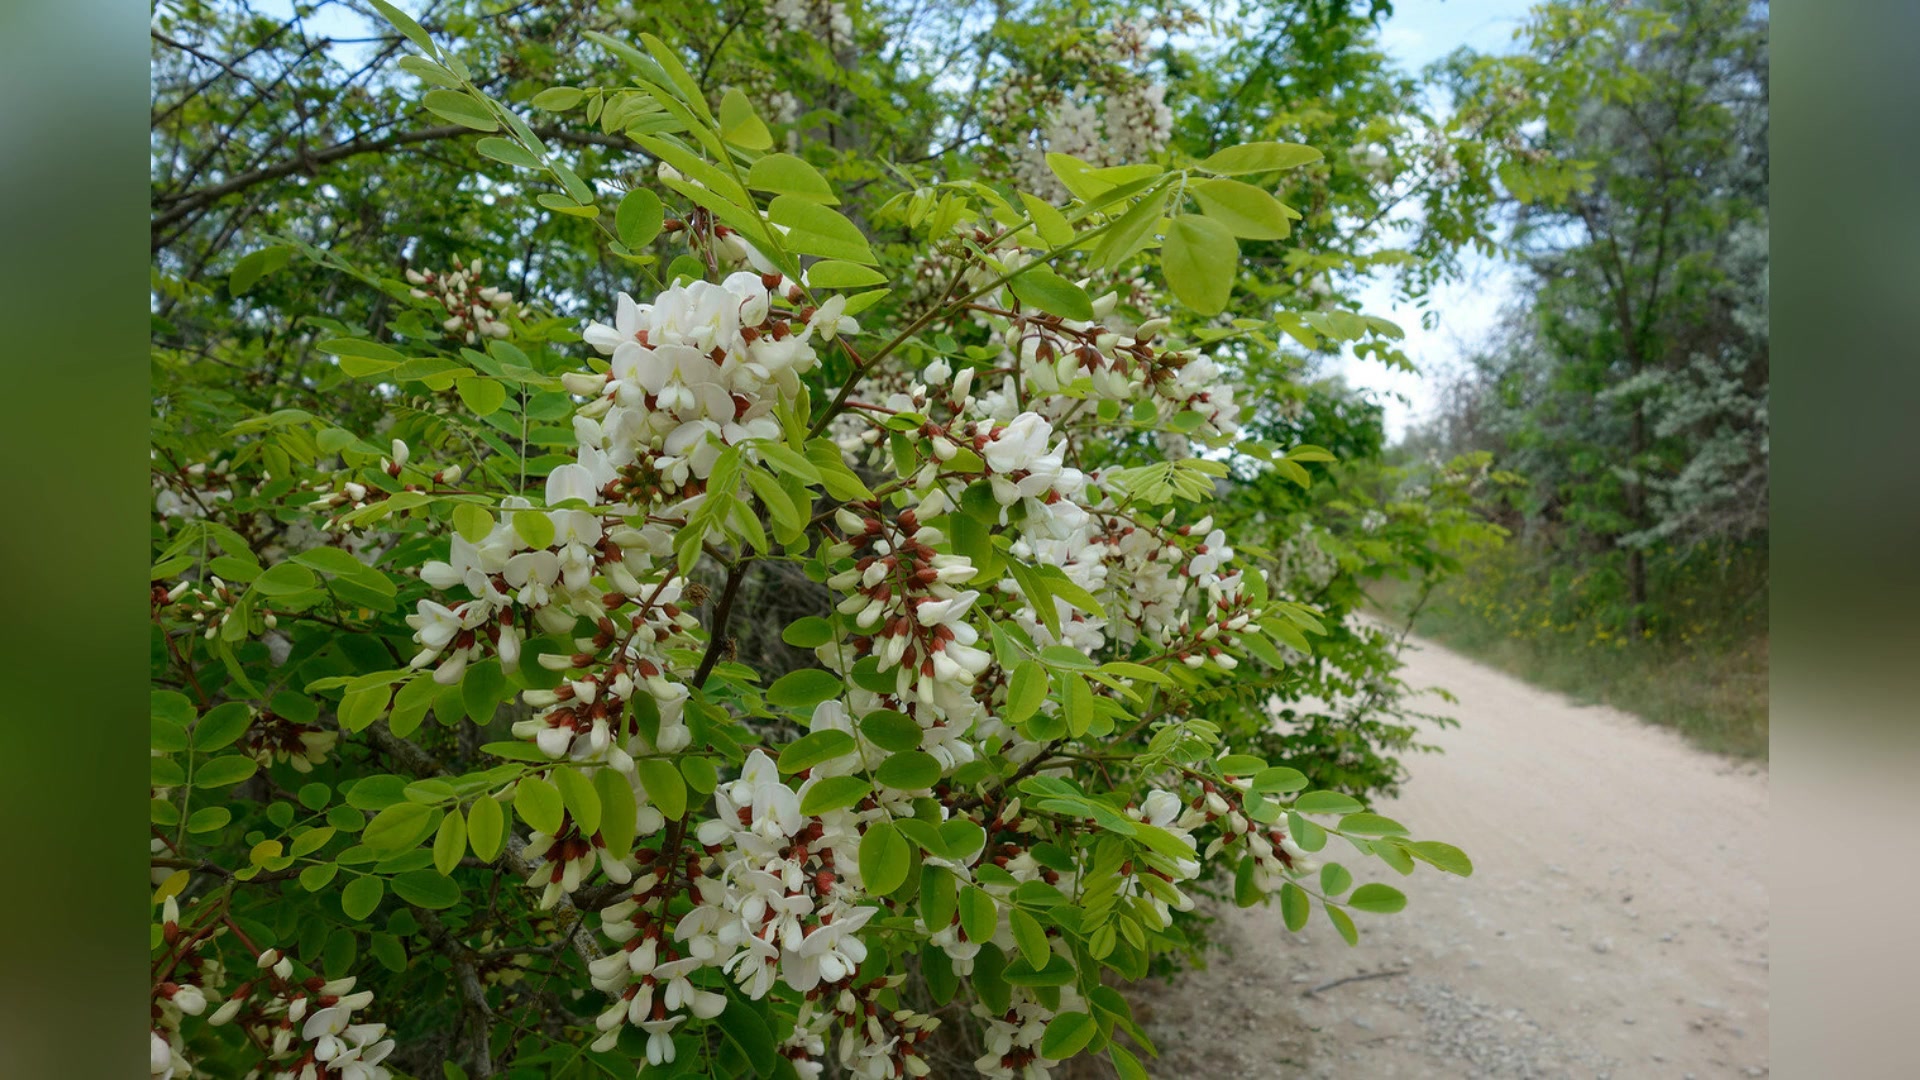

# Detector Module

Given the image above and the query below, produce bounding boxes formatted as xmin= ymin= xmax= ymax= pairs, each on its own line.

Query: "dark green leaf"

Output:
xmin=767 ymin=669 xmax=843 ymax=708
xmin=392 ymin=869 xmax=461 ymax=909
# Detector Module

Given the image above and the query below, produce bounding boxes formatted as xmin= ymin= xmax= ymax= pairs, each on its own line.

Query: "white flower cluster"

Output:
xmin=405 ymin=269 xmax=843 ymax=685
xmin=229 ymin=950 xmax=396 ymax=1080
xmin=1192 ymin=778 xmax=1315 ymax=890
xmin=571 ymin=271 xmax=843 ymax=486
xmin=154 ymin=456 xmax=232 ymax=521
xmin=151 ymin=931 xmax=394 ymax=1080
xmin=992 ymin=21 xmax=1177 ymax=203
xmin=974 ymin=986 xmax=1081 ymax=1079
xmin=389 ymin=232 xmax=1298 ymax=1076
xmin=765 ymin=0 xmax=852 ymax=44
xmin=831 ymin=276 xmax=1252 ymax=696
xmin=150 ymin=899 xmax=222 ymax=1080
xmin=582 ymin=749 xmax=940 ymax=1077
xmin=405 ymin=257 xmax=514 ymax=344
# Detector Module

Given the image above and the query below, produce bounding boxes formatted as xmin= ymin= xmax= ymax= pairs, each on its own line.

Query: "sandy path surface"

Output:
xmin=1128 ymin=632 xmax=1770 ymax=1079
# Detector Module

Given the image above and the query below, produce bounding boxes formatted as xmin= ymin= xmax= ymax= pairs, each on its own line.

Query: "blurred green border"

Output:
xmin=1773 ymin=1 xmax=1920 ymax=1077
xmin=0 ymin=0 xmax=149 ymax=1075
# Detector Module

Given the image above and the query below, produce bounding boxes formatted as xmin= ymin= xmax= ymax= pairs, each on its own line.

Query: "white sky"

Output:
xmin=1332 ymin=0 xmax=1540 ymax=442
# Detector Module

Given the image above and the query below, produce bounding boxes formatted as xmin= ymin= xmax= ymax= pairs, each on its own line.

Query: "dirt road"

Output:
xmin=1129 ymin=632 xmax=1770 ymax=1078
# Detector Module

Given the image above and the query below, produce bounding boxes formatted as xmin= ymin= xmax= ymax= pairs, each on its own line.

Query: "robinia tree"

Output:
xmin=149 ymin=9 xmax=1472 ymax=1079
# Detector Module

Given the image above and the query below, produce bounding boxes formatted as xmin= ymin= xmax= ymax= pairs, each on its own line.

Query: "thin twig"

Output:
xmin=1302 ymin=967 xmax=1410 ymax=998
xmin=691 ymin=557 xmax=751 ymax=689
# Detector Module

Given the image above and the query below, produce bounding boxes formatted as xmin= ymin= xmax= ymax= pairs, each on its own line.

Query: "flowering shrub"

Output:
xmin=149 ymin=13 xmax=1470 ymax=1079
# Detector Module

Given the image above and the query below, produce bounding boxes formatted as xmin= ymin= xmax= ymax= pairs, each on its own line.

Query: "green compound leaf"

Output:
xmin=858 ymin=821 xmax=912 ymax=895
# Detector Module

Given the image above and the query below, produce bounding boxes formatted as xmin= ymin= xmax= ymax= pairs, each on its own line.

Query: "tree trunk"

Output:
xmin=1626 ymin=402 xmax=1649 ymax=636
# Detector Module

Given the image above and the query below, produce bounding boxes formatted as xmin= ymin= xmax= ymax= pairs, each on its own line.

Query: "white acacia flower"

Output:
xmin=808 ymin=294 xmax=860 ymax=341
xmin=639 ymin=1015 xmax=685 ymax=1065
xmin=783 ymin=904 xmax=875 ymax=991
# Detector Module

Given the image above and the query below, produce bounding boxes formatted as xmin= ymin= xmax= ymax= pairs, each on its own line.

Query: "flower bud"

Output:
xmin=562 ymin=371 xmax=607 ymax=396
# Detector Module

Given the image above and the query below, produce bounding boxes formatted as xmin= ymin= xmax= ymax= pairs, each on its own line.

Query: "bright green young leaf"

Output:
xmin=1019 ymin=192 xmax=1074 ymax=248
xmin=466 ymin=796 xmax=507 ymax=862
xmin=364 ymin=802 xmax=437 ymax=853
xmin=768 ymin=196 xmax=874 ymax=263
xmin=1191 ymin=178 xmax=1292 ymax=239
xmin=637 ymin=758 xmax=688 ymax=820
xmin=1010 ymin=908 xmax=1050 ymax=970
xmin=1162 ymin=213 xmax=1238 ymax=315
xmin=747 ymin=153 xmax=838 ymax=204
xmin=1406 ymin=840 xmax=1474 ymax=877
xmin=456 ymin=377 xmax=507 ymax=416
xmin=718 ymin=87 xmax=773 ymax=149
xmin=1007 ymin=267 xmax=1095 ymax=321
xmin=192 ymin=755 xmax=259 ymax=788
xmin=513 ymin=775 xmax=565 ymax=835
xmin=1319 ymin=863 xmax=1352 ymax=896
xmin=530 ymin=87 xmax=585 ymax=111
xmin=422 ymin=89 xmax=497 ymax=131
xmin=781 ymin=616 xmax=834 ymax=648
xmin=433 ymin=809 xmax=467 ymax=876
xmin=192 ymin=702 xmax=252 ymax=752
xmin=1279 ymin=881 xmax=1310 ymax=932
xmin=253 ymin=561 xmax=317 ymax=596
xmin=553 ymin=765 xmax=602 ymax=835
xmin=859 ymin=710 xmax=923 ymax=753
xmin=807 ymin=260 xmax=888 ymax=289
xmin=1200 ymin=141 xmax=1322 ymax=175
xmin=1337 ymin=812 xmax=1409 ymax=837
xmin=451 ymin=503 xmax=493 ymax=544
xmin=1093 ymin=187 xmax=1168 ymax=269
xmin=1326 ymin=902 xmax=1360 ymax=944
xmin=1293 ymin=790 xmax=1364 ymax=815
xmin=475 ymin=137 xmax=540 ymax=168
xmin=512 ymin=509 xmax=555 ymax=549
xmin=616 ymin=188 xmax=664 ymax=249
xmin=595 ymin=768 xmax=638 ymax=856
xmin=1007 ymin=660 xmax=1048 ymax=726
xmin=958 ymin=885 xmax=997 ymax=945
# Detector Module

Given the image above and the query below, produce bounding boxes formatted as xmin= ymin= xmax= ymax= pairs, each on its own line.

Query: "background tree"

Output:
xmin=1399 ymin=0 xmax=1769 ymax=755
xmin=1426 ymin=0 xmax=1768 ymax=626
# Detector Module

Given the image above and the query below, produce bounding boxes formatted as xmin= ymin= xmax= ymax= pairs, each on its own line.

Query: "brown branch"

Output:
xmin=152 ymin=124 xmax=641 ymax=245
xmin=691 ymin=557 xmax=752 ymax=689
xmin=418 ymin=908 xmax=498 ymax=1078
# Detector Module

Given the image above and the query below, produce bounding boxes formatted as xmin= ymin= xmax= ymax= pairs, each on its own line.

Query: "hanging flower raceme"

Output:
xmin=407 ymin=256 xmax=515 ymax=344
